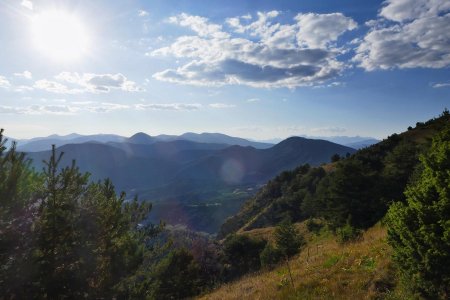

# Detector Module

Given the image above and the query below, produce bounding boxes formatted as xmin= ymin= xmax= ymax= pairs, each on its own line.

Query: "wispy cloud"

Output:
xmin=31 ymin=72 xmax=142 ymax=94
xmin=0 ymin=102 xmax=131 ymax=115
xmin=432 ymin=81 xmax=450 ymax=88
xmin=311 ymin=126 xmax=346 ymax=133
xmin=33 ymin=79 xmax=81 ymax=94
xmin=135 ymin=103 xmax=202 ymax=111
xmin=56 ymin=72 xmax=142 ymax=93
xmin=138 ymin=10 xmax=149 ymax=17
xmin=0 ymin=76 xmax=11 ymax=89
xmin=14 ymin=71 xmax=32 ymax=79
xmin=209 ymin=103 xmax=236 ymax=108
xmin=246 ymin=98 xmax=260 ymax=103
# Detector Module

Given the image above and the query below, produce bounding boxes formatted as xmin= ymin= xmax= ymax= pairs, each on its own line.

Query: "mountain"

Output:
xmin=218 ymin=112 xmax=450 ymax=238
xmin=14 ymin=132 xmax=272 ymax=152
xmin=176 ymin=132 xmax=273 ymax=149
xmin=298 ymin=135 xmax=380 ymax=148
xmin=25 ymin=136 xmax=354 ymax=233
xmin=344 ymin=138 xmax=380 ymax=149
xmin=127 ymin=132 xmax=156 ymax=144
xmin=17 ymin=134 xmax=126 ymax=152
xmin=171 ymin=137 xmax=355 ymax=187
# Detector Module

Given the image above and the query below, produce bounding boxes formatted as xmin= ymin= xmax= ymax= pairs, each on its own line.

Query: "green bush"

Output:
xmin=222 ymin=234 xmax=267 ymax=278
xmin=275 ymin=218 xmax=305 ymax=258
xmin=336 ymin=219 xmax=362 ymax=244
xmin=260 ymin=243 xmax=282 ymax=269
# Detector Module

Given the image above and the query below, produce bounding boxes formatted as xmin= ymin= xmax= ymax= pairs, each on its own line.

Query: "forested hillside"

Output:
xmin=220 ymin=110 xmax=450 ymax=237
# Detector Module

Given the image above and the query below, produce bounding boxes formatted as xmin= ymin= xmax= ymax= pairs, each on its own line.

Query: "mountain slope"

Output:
xmin=25 ymin=136 xmax=353 ymax=233
xmin=177 ymin=132 xmax=273 ymax=149
xmin=201 ymin=223 xmax=402 ymax=300
xmin=344 ymin=138 xmax=380 ymax=149
xmin=219 ymin=111 xmax=450 ymax=238
xmin=172 ymin=137 xmax=355 ymax=187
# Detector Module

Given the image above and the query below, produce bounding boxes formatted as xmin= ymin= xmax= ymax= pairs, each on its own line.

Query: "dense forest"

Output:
xmin=1 ymin=110 xmax=449 ymax=299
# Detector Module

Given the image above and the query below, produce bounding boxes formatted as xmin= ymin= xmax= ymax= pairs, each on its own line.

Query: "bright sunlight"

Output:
xmin=31 ymin=10 xmax=89 ymax=62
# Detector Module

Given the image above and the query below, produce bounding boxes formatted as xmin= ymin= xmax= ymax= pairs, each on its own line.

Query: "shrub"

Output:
xmin=260 ymin=243 xmax=282 ymax=269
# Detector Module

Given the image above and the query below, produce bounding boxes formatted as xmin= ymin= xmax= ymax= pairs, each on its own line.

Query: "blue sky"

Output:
xmin=0 ymin=0 xmax=449 ymax=140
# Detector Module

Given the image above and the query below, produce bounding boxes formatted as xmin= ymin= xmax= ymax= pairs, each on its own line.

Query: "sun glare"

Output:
xmin=31 ymin=10 xmax=89 ymax=62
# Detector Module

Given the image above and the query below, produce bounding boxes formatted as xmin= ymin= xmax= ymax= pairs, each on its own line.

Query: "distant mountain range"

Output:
xmin=15 ymin=132 xmax=273 ymax=152
xmin=8 ymin=132 xmax=380 ymax=152
xmin=23 ymin=133 xmax=356 ymax=233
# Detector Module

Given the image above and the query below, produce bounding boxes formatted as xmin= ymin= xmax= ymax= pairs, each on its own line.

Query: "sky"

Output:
xmin=0 ymin=0 xmax=449 ymax=140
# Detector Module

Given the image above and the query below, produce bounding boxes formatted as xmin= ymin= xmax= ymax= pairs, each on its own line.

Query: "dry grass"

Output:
xmin=199 ymin=223 xmax=406 ymax=300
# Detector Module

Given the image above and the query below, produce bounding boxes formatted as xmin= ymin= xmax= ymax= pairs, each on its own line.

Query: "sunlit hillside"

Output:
xmin=200 ymin=223 xmax=413 ymax=300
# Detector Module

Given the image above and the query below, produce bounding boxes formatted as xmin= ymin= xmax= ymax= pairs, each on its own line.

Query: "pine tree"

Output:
xmin=0 ymin=129 xmax=41 ymax=297
xmin=274 ymin=218 xmax=304 ymax=258
xmin=274 ymin=218 xmax=304 ymax=288
xmin=386 ymin=126 xmax=450 ymax=299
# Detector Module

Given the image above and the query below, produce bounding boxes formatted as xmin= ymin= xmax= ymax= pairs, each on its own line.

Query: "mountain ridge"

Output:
xmin=25 ymin=135 xmax=356 ymax=233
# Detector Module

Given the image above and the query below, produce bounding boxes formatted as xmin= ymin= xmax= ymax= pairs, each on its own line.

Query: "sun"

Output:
xmin=31 ymin=10 xmax=90 ymax=62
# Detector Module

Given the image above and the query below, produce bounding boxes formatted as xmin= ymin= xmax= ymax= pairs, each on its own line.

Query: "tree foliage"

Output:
xmin=149 ymin=248 xmax=201 ymax=300
xmin=222 ymin=234 xmax=266 ymax=278
xmin=274 ymin=218 xmax=305 ymax=258
xmin=386 ymin=126 xmax=450 ymax=299
xmin=0 ymin=135 xmax=159 ymax=299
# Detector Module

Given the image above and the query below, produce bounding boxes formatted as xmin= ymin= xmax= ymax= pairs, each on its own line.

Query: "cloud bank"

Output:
xmin=354 ymin=0 xmax=450 ymax=70
xmin=150 ymin=11 xmax=357 ymax=89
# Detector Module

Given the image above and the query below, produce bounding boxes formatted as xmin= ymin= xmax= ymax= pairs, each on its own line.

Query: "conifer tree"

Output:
xmin=386 ymin=126 xmax=450 ymax=299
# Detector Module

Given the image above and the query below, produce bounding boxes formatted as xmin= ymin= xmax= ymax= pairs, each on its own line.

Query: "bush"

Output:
xmin=274 ymin=218 xmax=305 ymax=258
xmin=260 ymin=243 xmax=282 ymax=269
xmin=149 ymin=248 xmax=201 ymax=300
xmin=222 ymin=234 xmax=267 ymax=278
xmin=336 ymin=220 xmax=362 ymax=244
xmin=306 ymin=218 xmax=324 ymax=234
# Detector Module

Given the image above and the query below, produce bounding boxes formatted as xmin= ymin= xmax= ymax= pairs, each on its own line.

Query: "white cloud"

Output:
xmin=0 ymin=76 xmax=11 ymax=89
xmin=311 ymin=126 xmax=346 ymax=134
xmin=295 ymin=13 xmax=357 ymax=48
xmin=379 ymin=0 xmax=450 ymax=22
xmin=54 ymin=72 xmax=142 ymax=93
xmin=20 ymin=0 xmax=33 ymax=10
xmin=354 ymin=0 xmax=450 ymax=70
xmin=14 ymin=71 xmax=32 ymax=79
xmin=432 ymin=82 xmax=450 ymax=88
xmin=247 ymin=98 xmax=260 ymax=102
xmin=0 ymin=102 xmax=132 ymax=115
xmin=84 ymin=102 xmax=130 ymax=113
xmin=209 ymin=103 xmax=236 ymax=108
xmin=151 ymin=12 xmax=356 ymax=89
xmin=33 ymin=79 xmax=79 ymax=94
xmin=0 ymin=104 xmax=78 ymax=115
xmin=135 ymin=103 xmax=202 ymax=111
xmin=138 ymin=10 xmax=149 ymax=17
xmin=168 ymin=13 xmax=229 ymax=39
xmin=14 ymin=85 xmax=34 ymax=92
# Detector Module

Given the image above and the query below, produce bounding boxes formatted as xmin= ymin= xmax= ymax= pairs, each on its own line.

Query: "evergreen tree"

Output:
xmin=32 ymin=146 xmax=157 ymax=298
xmin=386 ymin=127 xmax=450 ymax=299
xmin=0 ymin=129 xmax=42 ymax=297
xmin=274 ymin=218 xmax=304 ymax=258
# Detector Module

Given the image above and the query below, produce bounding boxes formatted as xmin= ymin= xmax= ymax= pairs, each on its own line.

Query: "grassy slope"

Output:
xmin=200 ymin=223 xmax=416 ymax=300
